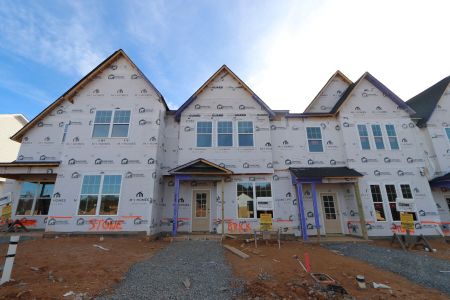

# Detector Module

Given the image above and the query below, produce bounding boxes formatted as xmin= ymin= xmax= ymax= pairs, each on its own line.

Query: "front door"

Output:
xmin=321 ymin=193 xmax=342 ymax=234
xmin=192 ymin=190 xmax=210 ymax=232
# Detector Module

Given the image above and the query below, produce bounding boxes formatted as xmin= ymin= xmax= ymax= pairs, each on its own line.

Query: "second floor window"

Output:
xmin=385 ymin=125 xmax=399 ymax=150
xmin=357 ymin=125 xmax=370 ymax=150
xmin=371 ymin=124 xmax=385 ymax=150
xmin=197 ymin=121 xmax=212 ymax=147
xmin=446 ymin=127 xmax=450 ymax=142
xmin=217 ymin=121 xmax=233 ymax=147
xmin=92 ymin=110 xmax=131 ymax=138
xmin=238 ymin=121 xmax=254 ymax=147
xmin=306 ymin=127 xmax=323 ymax=152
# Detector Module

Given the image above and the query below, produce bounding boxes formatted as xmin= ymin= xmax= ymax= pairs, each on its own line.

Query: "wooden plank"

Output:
xmin=223 ymin=244 xmax=250 ymax=259
xmin=225 ymin=234 xmax=236 ymax=240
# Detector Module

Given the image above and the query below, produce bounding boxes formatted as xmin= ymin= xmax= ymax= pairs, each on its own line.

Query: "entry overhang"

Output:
xmin=0 ymin=161 xmax=60 ymax=181
xmin=168 ymin=158 xmax=233 ymax=175
xmin=429 ymin=172 xmax=450 ymax=188
xmin=289 ymin=167 xmax=363 ymax=183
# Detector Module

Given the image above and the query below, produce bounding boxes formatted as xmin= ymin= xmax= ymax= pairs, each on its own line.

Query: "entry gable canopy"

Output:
xmin=174 ymin=65 xmax=276 ymax=121
xmin=290 ymin=167 xmax=363 ymax=182
xmin=0 ymin=160 xmax=60 ymax=181
xmin=429 ymin=172 xmax=450 ymax=187
xmin=169 ymin=158 xmax=233 ymax=175
xmin=11 ymin=49 xmax=168 ymax=142
xmin=407 ymin=75 xmax=450 ymax=126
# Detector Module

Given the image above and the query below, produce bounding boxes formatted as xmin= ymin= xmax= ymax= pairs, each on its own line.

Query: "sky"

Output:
xmin=1 ymin=0 xmax=450 ymax=121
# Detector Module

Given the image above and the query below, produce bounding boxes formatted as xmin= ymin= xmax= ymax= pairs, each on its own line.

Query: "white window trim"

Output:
xmin=91 ymin=110 xmax=132 ymax=139
xmin=356 ymin=123 xmax=372 ymax=150
xmin=237 ymin=121 xmax=255 ymax=148
xmin=398 ymin=182 xmax=419 ymax=222
xmin=77 ymin=174 xmax=123 ymax=216
xmin=196 ymin=121 xmax=213 ymax=148
xmin=306 ymin=126 xmax=324 ymax=153
xmin=236 ymin=181 xmax=273 ymax=220
xmin=368 ymin=183 xmax=388 ymax=222
xmin=385 ymin=124 xmax=400 ymax=151
xmin=192 ymin=189 xmax=211 ymax=220
xmin=370 ymin=124 xmax=386 ymax=150
xmin=216 ymin=120 xmax=234 ymax=148
xmin=15 ymin=182 xmax=54 ymax=216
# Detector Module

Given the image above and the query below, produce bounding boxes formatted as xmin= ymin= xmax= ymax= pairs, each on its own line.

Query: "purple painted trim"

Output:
xmin=365 ymin=73 xmax=416 ymax=115
xmin=295 ymin=178 xmax=323 ymax=183
xmin=311 ymin=182 xmax=321 ymax=230
xmin=296 ymin=183 xmax=308 ymax=241
xmin=174 ymin=95 xmax=197 ymax=121
xmin=172 ymin=176 xmax=180 ymax=236
xmin=251 ymin=94 xmax=276 ymax=119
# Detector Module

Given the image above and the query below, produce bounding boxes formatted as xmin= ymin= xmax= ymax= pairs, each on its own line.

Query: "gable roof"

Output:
xmin=169 ymin=158 xmax=233 ymax=175
xmin=11 ymin=49 xmax=168 ymax=142
xmin=174 ymin=65 xmax=275 ymax=121
xmin=303 ymin=70 xmax=353 ymax=113
xmin=290 ymin=167 xmax=363 ymax=179
xmin=406 ymin=75 xmax=450 ymax=126
xmin=328 ymin=72 xmax=415 ymax=115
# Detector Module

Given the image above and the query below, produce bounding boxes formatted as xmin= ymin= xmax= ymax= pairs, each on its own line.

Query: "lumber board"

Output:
xmin=223 ymin=244 xmax=250 ymax=259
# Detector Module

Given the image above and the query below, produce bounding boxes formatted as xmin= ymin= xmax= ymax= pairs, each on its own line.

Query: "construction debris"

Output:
xmin=257 ymin=271 xmax=272 ymax=281
xmin=223 ymin=245 xmax=250 ymax=259
xmin=182 ymin=278 xmax=191 ymax=289
xmin=224 ymin=234 xmax=236 ymax=240
xmin=373 ymin=282 xmax=391 ymax=289
xmin=356 ymin=275 xmax=366 ymax=289
xmin=93 ymin=244 xmax=109 ymax=251
xmin=63 ymin=291 xmax=75 ymax=297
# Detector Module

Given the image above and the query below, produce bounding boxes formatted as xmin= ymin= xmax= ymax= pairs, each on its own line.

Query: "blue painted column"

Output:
xmin=311 ymin=182 xmax=321 ymax=237
xmin=172 ymin=176 xmax=180 ymax=236
xmin=296 ymin=182 xmax=308 ymax=241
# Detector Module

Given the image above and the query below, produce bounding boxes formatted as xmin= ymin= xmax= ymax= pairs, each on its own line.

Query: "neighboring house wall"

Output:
xmin=0 ymin=114 xmax=27 ymax=194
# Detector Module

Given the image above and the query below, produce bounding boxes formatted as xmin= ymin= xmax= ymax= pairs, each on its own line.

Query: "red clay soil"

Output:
xmin=224 ymin=240 xmax=449 ymax=299
xmin=0 ymin=235 xmax=167 ymax=299
xmin=373 ymin=238 xmax=450 ymax=262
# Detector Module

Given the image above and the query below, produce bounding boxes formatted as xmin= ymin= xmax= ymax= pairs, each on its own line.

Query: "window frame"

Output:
xmin=15 ymin=182 xmax=54 ymax=216
xmin=237 ymin=121 xmax=254 ymax=147
xmin=398 ymin=183 xmax=418 ymax=221
xmin=445 ymin=127 xmax=450 ymax=144
xmin=217 ymin=120 xmax=234 ymax=147
xmin=357 ymin=124 xmax=371 ymax=150
xmin=385 ymin=124 xmax=400 ymax=150
xmin=77 ymin=174 xmax=123 ymax=216
xmin=385 ymin=184 xmax=401 ymax=221
xmin=91 ymin=110 xmax=131 ymax=139
xmin=371 ymin=124 xmax=385 ymax=150
xmin=306 ymin=126 xmax=324 ymax=153
xmin=196 ymin=121 xmax=213 ymax=148
xmin=369 ymin=184 xmax=388 ymax=222
xmin=236 ymin=181 xmax=272 ymax=219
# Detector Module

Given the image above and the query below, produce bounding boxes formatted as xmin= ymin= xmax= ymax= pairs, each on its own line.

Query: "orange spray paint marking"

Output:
xmin=304 ymin=252 xmax=311 ymax=273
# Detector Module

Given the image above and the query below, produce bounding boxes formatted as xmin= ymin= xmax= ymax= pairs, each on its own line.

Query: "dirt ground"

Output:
xmin=0 ymin=235 xmax=167 ymax=299
xmin=373 ymin=237 xmax=450 ymax=262
xmin=224 ymin=239 xmax=450 ymax=300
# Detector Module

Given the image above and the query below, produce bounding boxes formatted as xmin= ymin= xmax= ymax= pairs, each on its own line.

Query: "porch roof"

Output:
xmin=168 ymin=158 xmax=233 ymax=175
xmin=0 ymin=160 xmax=60 ymax=181
xmin=290 ymin=167 xmax=363 ymax=180
xmin=430 ymin=172 xmax=450 ymax=187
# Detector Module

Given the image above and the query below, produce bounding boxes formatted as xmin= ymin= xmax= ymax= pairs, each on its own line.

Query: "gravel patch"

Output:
xmin=324 ymin=243 xmax=450 ymax=296
xmin=98 ymin=240 xmax=244 ymax=300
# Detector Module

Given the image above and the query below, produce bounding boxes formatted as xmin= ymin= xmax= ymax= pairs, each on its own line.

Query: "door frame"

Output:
xmin=319 ymin=192 xmax=343 ymax=234
xmin=191 ymin=189 xmax=212 ymax=232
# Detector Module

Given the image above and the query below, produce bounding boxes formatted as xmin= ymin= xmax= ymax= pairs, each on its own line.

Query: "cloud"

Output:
xmin=0 ymin=1 xmax=109 ymax=76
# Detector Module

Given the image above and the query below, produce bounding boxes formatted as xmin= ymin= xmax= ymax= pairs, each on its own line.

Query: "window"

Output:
xmin=195 ymin=192 xmax=207 ymax=217
xmin=92 ymin=110 xmax=130 ymax=138
xmin=238 ymin=121 xmax=254 ymax=146
xmin=370 ymin=185 xmax=386 ymax=221
xmin=322 ymin=195 xmax=337 ymax=220
xmin=16 ymin=182 xmax=54 ymax=216
xmin=78 ymin=175 xmax=122 ymax=215
xmin=371 ymin=125 xmax=385 ymax=150
xmin=237 ymin=182 xmax=272 ymax=219
xmin=357 ymin=125 xmax=371 ymax=150
xmin=196 ymin=121 xmax=212 ymax=147
xmin=399 ymin=184 xmax=417 ymax=220
xmin=306 ymin=127 xmax=323 ymax=152
xmin=237 ymin=182 xmax=254 ymax=218
xmin=385 ymin=185 xmax=400 ymax=221
xmin=217 ymin=121 xmax=233 ymax=147
xmin=446 ymin=128 xmax=450 ymax=142
xmin=62 ymin=123 xmax=70 ymax=143
xmin=385 ymin=125 xmax=399 ymax=150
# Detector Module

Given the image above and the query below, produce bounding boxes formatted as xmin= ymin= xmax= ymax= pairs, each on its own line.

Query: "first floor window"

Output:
xmin=92 ymin=110 xmax=130 ymax=138
xmin=16 ymin=182 xmax=54 ymax=216
xmin=237 ymin=182 xmax=272 ymax=218
xmin=357 ymin=125 xmax=371 ymax=150
xmin=370 ymin=185 xmax=386 ymax=221
xmin=217 ymin=121 xmax=233 ymax=147
xmin=446 ymin=128 xmax=450 ymax=142
xmin=197 ymin=121 xmax=212 ymax=147
xmin=371 ymin=125 xmax=385 ymax=150
xmin=238 ymin=121 xmax=254 ymax=146
xmin=78 ymin=175 xmax=122 ymax=215
xmin=400 ymin=184 xmax=416 ymax=220
xmin=385 ymin=184 xmax=400 ymax=221
xmin=306 ymin=127 xmax=323 ymax=152
xmin=385 ymin=125 xmax=399 ymax=150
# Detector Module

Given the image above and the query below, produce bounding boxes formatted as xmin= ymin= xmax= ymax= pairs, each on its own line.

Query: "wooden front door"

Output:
xmin=192 ymin=190 xmax=210 ymax=232
xmin=321 ymin=193 xmax=342 ymax=234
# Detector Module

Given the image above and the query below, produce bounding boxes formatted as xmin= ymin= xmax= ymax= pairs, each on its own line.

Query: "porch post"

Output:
xmin=172 ymin=176 xmax=181 ymax=236
xmin=311 ymin=182 xmax=321 ymax=239
xmin=354 ymin=180 xmax=368 ymax=240
xmin=221 ymin=179 xmax=225 ymax=238
xmin=296 ymin=182 xmax=308 ymax=241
